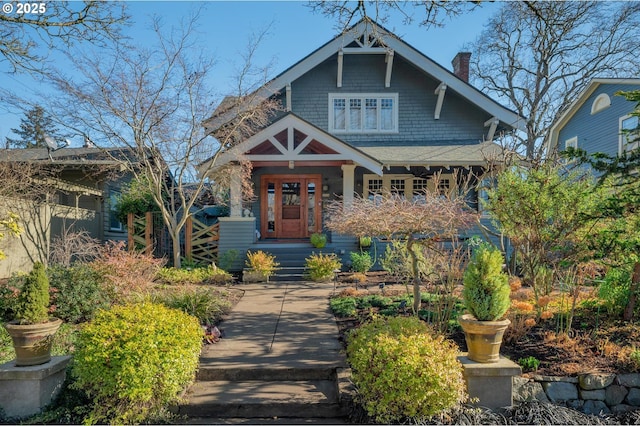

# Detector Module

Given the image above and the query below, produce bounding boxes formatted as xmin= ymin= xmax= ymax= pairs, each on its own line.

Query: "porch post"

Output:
xmin=229 ymin=164 xmax=243 ymax=217
xmin=341 ymin=164 xmax=356 ymax=208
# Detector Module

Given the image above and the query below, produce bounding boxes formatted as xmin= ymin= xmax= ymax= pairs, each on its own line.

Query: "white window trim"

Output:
xmin=564 ymin=136 xmax=578 ymax=150
xmin=109 ymin=189 xmax=124 ymax=232
xmin=329 ymin=93 xmax=399 ymax=134
xmin=619 ymin=114 xmax=640 ymax=154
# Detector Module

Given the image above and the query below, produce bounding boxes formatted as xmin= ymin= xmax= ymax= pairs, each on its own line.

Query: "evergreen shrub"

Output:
xmin=72 ymin=302 xmax=203 ymax=424
xmin=14 ymin=262 xmax=50 ymax=324
xmin=462 ymin=243 xmax=510 ymax=321
xmin=47 ymin=264 xmax=111 ymax=323
xmin=346 ymin=316 xmax=466 ymax=423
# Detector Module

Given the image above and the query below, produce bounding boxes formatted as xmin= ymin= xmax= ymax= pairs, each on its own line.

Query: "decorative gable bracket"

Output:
xmin=337 ymin=26 xmax=394 ymax=89
xmin=434 ymin=82 xmax=447 ymax=120
xmin=484 ymin=117 xmax=500 ymax=143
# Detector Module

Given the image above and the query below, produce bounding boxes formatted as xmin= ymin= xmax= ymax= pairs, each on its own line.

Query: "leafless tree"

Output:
xmin=470 ymin=1 xmax=640 ymax=161
xmin=325 ymin=173 xmax=478 ymax=314
xmin=36 ymin=12 xmax=279 ymax=268
xmin=0 ymin=1 xmax=128 ymax=73
xmin=307 ymin=0 xmax=478 ymax=32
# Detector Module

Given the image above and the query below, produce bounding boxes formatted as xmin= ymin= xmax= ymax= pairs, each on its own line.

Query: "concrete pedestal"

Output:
xmin=459 ymin=354 xmax=521 ymax=409
xmin=0 ymin=356 xmax=71 ymax=419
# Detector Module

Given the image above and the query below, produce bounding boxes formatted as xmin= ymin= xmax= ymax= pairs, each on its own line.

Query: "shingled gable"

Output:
xmin=204 ymin=18 xmax=524 ymax=135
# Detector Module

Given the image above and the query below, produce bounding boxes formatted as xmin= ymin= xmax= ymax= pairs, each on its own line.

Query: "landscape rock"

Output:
xmin=579 ymin=389 xmax=605 ymax=401
xmin=513 ymin=378 xmax=549 ymax=403
xmin=581 ymin=400 xmax=610 ymax=415
xmin=605 ymin=384 xmax=628 ymax=406
xmin=533 ymin=375 xmax=578 ymax=383
xmin=611 ymin=404 xmax=635 ymax=414
xmin=626 ymin=387 xmax=640 ymax=406
xmin=542 ymin=382 xmax=578 ymax=402
xmin=579 ymin=373 xmax=615 ymax=390
xmin=618 ymin=373 xmax=640 ymax=388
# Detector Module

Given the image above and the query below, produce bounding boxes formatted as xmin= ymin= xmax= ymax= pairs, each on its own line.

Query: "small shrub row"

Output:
xmin=152 ymin=285 xmax=232 ymax=325
xmin=156 ymin=265 xmax=232 ymax=286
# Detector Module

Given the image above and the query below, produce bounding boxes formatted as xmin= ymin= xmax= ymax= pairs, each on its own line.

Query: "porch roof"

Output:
xmin=360 ymin=142 xmax=504 ymax=168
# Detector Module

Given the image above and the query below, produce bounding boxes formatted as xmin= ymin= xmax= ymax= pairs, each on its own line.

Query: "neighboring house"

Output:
xmin=201 ymin=19 xmax=525 ymax=270
xmin=547 ymin=78 xmax=640 ymax=159
xmin=0 ymin=146 xmax=135 ymax=277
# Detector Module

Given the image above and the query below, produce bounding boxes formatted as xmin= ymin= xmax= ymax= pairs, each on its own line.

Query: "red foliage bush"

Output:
xmin=89 ymin=241 xmax=165 ymax=303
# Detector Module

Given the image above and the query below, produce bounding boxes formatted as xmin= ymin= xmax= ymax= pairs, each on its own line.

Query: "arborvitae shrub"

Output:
xmin=72 ymin=302 xmax=203 ymax=424
xmin=346 ymin=316 xmax=466 ymax=423
xmin=462 ymin=244 xmax=511 ymax=321
xmin=14 ymin=262 xmax=50 ymax=324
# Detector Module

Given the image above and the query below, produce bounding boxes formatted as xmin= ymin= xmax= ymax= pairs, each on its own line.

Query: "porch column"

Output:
xmin=229 ymin=164 xmax=243 ymax=217
xmin=341 ymin=164 xmax=356 ymax=209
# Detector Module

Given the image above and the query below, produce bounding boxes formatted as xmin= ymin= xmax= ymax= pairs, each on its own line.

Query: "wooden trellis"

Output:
xmin=127 ymin=212 xmax=219 ymax=264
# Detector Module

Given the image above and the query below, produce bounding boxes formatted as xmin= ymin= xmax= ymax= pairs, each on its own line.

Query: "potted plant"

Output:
xmin=4 ymin=262 xmax=62 ymax=366
xmin=459 ymin=242 xmax=511 ymax=363
xmin=243 ymin=250 xmax=279 ymax=282
xmin=359 ymin=236 xmax=372 ymax=250
xmin=310 ymin=232 xmax=327 ymax=248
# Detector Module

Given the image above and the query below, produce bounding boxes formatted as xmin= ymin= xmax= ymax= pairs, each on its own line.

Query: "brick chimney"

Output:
xmin=452 ymin=52 xmax=471 ymax=82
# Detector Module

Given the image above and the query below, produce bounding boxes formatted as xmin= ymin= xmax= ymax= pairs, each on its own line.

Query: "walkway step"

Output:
xmin=177 ymin=379 xmax=346 ymax=419
xmin=197 ymin=366 xmax=336 ymax=381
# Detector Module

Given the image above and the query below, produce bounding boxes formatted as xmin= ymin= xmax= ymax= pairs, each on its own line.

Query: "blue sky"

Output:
xmin=0 ymin=0 xmax=498 ymax=146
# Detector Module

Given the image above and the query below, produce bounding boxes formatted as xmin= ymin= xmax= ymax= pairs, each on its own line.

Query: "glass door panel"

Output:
xmin=280 ymin=182 xmax=302 ymax=237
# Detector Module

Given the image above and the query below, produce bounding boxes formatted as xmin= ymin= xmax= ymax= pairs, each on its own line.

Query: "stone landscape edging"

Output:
xmin=514 ymin=372 xmax=640 ymax=415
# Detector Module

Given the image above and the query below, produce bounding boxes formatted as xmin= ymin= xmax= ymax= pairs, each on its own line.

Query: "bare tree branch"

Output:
xmin=0 ymin=1 xmax=129 ymax=73
xmin=470 ymin=1 xmax=640 ymax=161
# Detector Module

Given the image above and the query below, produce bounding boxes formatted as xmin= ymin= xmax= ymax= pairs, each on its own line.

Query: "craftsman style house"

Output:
xmin=203 ymin=19 xmax=524 ymax=269
xmin=547 ymin=78 xmax=640 ymax=159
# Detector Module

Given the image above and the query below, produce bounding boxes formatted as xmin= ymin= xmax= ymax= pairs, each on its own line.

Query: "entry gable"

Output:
xmin=219 ymin=113 xmax=383 ymax=174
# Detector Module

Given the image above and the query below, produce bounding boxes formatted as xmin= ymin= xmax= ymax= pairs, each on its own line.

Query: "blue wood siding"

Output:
xmin=558 ymin=83 xmax=640 ymax=157
xmin=218 ymin=218 xmax=257 ymax=271
xmin=289 ymin=54 xmax=491 ymax=147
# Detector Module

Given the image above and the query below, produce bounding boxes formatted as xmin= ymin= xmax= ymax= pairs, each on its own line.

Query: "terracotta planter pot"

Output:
xmin=4 ymin=318 xmax=63 ymax=366
xmin=459 ymin=314 xmax=510 ymax=363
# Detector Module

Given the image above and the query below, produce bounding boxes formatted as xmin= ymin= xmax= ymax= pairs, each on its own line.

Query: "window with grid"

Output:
xmin=329 ymin=93 xmax=398 ymax=133
xmin=389 ymin=178 xmax=405 ymax=198
xmin=412 ymin=178 xmax=428 ymax=203
xmin=366 ymin=179 xmax=384 ymax=201
xmin=621 ymin=115 xmax=640 ymax=153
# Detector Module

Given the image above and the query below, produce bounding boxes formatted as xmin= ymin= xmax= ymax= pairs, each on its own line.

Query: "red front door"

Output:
xmin=261 ymin=174 xmax=322 ymax=239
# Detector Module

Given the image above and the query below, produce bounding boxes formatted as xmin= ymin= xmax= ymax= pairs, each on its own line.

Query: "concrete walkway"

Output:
xmin=178 ymin=281 xmax=351 ymax=423
xmin=199 ymin=281 xmax=347 ymax=370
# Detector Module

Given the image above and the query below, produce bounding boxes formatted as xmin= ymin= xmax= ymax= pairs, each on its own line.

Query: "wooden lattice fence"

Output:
xmin=127 ymin=212 xmax=219 ymax=265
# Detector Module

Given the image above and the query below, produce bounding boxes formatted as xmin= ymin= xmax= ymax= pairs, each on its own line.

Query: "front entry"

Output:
xmin=260 ymin=174 xmax=322 ymax=239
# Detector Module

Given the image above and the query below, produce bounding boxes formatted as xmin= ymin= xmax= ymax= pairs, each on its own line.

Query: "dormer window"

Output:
xmin=329 ymin=93 xmax=398 ymax=133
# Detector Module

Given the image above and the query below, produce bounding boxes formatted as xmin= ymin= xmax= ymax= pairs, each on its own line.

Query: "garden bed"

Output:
xmin=332 ymin=272 xmax=640 ymax=378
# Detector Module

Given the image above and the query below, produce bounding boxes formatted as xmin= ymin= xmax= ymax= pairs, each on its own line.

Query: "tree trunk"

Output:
xmin=623 ymin=261 xmax=640 ymax=321
xmin=171 ymin=231 xmax=181 ymax=269
xmin=407 ymin=236 xmax=421 ymax=314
